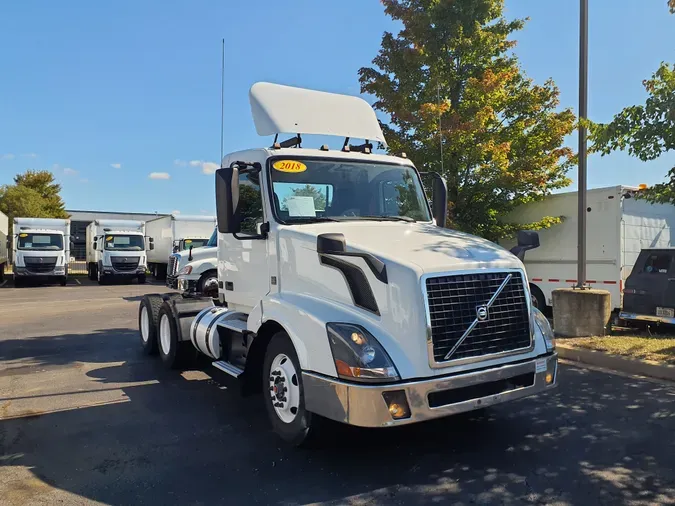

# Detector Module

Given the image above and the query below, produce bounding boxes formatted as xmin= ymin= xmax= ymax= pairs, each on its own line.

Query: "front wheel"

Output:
xmin=97 ymin=266 xmax=106 ymax=285
xmin=138 ymin=274 xmax=147 ymax=284
xmin=197 ymin=270 xmax=218 ymax=298
xmin=262 ymin=332 xmax=324 ymax=446
xmin=59 ymin=277 xmax=67 ymax=286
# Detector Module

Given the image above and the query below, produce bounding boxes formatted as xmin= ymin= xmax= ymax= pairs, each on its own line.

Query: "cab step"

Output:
xmin=212 ymin=360 xmax=244 ymax=378
xmin=217 ymin=318 xmax=249 ymax=334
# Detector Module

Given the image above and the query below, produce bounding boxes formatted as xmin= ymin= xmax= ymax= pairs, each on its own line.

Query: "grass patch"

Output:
xmin=558 ymin=334 xmax=675 ymax=364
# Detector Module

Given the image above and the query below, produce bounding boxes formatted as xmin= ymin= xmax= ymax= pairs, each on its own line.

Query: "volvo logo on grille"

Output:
xmin=38 ymin=258 xmax=43 ymax=264
xmin=476 ymin=305 xmax=489 ymax=322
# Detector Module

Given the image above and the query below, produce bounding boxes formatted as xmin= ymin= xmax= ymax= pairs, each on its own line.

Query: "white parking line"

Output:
xmin=75 ymin=278 xmax=81 ymax=285
xmin=0 ymin=280 xmax=7 ymax=288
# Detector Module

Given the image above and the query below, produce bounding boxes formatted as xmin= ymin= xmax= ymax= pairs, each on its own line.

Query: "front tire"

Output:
xmin=139 ymin=294 xmax=164 ymax=355
xmin=138 ymin=274 xmax=147 ymax=284
xmin=263 ymin=332 xmax=324 ymax=446
xmin=97 ymin=266 xmax=106 ymax=285
xmin=157 ymin=302 xmax=187 ymax=369
xmin=530 ymin=284 xmax=546 ymax=311
xmin=60 ymin=277 xmax=67 ymax=286
xmin=197 ymin=270 xmax=218 ymax=298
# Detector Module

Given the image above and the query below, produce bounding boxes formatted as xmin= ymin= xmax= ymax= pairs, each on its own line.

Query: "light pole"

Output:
xmin=576 ymin=0 xmax=589 ymax=289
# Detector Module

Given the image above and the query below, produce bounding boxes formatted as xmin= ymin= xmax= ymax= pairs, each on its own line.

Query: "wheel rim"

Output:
xmin=269 ymin=353 xmax=300 ymax=424
xmin=203 ymin=276 xmax=218 ymax=297
xmin=159 ymin=314 xmax=171 ymax=356
xmin=531 ymin=293 xmax=538 ymax=309
xmin=140 ymin=306 xmax=150 ymax=343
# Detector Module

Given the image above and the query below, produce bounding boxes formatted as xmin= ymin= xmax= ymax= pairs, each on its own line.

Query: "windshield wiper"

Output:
xmin=358 ymin=215 xmax=417 ymax=223
xmin=285 ymin=217 xmax=341 ymax=224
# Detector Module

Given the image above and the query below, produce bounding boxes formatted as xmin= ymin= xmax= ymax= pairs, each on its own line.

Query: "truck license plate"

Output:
xmin=656 ymin=307 xmax=674 ymax=318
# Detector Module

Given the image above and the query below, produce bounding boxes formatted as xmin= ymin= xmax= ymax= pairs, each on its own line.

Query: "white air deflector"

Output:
xmin=249 ymin=82 xmax=387 ymax=146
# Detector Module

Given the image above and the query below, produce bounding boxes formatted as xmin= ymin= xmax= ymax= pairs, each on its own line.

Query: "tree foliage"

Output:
xmin=282 ymin=185 xmax=327 ymax=211
xmin=0 ymin=170 xmax=69 ymax=240
xmin=359 ymin=0 xmax=576 ymax=240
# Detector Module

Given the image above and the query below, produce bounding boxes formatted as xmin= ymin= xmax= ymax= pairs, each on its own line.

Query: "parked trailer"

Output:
xmin=140 ymin=82 xmax=558 ymax=446
xmin=12 ymin=217 xmax=71 ymax=287
xmin=0 ymin=210 xmax=8 ymax=283
xmin=86 ymin=219 xmax=149 ymax=285
xmin=145 ymin=214 xmax=216 ymax=280
xmin=503 ymin=185 xmax=675 ymax=311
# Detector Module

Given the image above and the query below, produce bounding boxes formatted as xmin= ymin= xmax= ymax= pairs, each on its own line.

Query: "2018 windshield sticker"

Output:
xmin=273 ymin=160 xmax=307 ymax=173
xmin=19 ymin=233 xmax=28 ymax=238
xmin=106 ymin=236 xmax=113 ymax=241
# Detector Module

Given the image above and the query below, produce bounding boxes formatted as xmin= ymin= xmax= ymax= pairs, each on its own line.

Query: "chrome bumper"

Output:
xmin=619 ymin=311 xmax=675 ymax=325
xmin=303 ymin=353 xmax=558 ymax=428
xmin=14 ymin=267 xmax=66 ymax=277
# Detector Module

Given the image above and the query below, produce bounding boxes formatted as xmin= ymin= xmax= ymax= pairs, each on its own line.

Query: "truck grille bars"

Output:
xmin=425 ymin=272 xmax=531 ymax=364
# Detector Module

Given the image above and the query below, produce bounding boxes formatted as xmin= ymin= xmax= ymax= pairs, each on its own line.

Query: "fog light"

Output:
xmin=382 ymin=390 xmax=410 ymax=420
xmin=545 ymin=373 xmax=553 ymax=384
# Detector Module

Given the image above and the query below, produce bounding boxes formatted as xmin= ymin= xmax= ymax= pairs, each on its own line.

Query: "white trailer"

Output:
xmin=503 ymin=185 xmax=675 ymax=311
xmin=12 ymin=217 xmax=71 ymax=287
xmin=139 ymin=83 xmax=557 ymax=446
xmin=145 ymin=214 xmax=216 ymax=279
xmin=86 ymin=219 xmax=148 ymax=285
xmin=0 ymin=210 xmax=8 ymax=283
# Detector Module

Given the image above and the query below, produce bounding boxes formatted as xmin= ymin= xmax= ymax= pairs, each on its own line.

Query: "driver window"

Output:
xmin=238 ymin=171 xmax=264 ymax=236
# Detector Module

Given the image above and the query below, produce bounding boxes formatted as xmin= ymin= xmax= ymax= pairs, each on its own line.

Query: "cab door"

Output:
xmin=220 ymin=168 xmax=270 ymax=312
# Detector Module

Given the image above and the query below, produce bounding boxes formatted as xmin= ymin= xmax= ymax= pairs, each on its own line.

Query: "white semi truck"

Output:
xmin=166 ymin=227 xmax=219 ymax=297
xmin=0 ymin=210 xmax=9 ymax=283
xmin=139 ymin=83 xmax=558 ymax=446
xmin=86 ymin=219 xmax=149 ymax=284
xmin=145 ymin=214 xmax=216 ymax=280
xmin=12 ymin=217 xmax=71 ymax=287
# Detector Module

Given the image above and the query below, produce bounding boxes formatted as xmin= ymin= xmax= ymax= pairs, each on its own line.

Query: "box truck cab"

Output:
xmin=86 ymin=219 xmax=148 ymax=285
xmin=139 ymin=83 xmax=557 ymax=446
xmin=168 ymin=227 xmax=219 ymax=297
xmin=145 ymin=214 xmax=216 ymax=280
xmin=12 ymin=217 xmax=71 ymax=287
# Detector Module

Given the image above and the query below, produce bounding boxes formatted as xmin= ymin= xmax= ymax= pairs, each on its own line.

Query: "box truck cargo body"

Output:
xmin=504 ymin=186 xmax=675 ymax=311
xmin=86 ymin=219 xmax=148 ymax=284
xmin=12 ymin=217 xmax=71 ymax=286
xmin=0 ymin=211 xmax=8 ymax=282
xmin=145 ymin=214 xmax=216 ymax=279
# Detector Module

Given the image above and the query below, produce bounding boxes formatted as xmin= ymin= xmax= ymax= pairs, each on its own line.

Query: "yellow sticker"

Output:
xmin=273 ymin=160 xmax=307 ymax=173
xmin=106 ymin=236 xmax=113 ymax=241
xmin=19 ymin=233 xmax=28 ymax=238
xmin=185 ymin=240 xmax=192 ymax=244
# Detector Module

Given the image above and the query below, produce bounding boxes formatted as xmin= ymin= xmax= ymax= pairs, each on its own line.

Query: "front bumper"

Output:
xmin=102 ymin=266 xmax=146 ymax=277
xmin=14 ymin=267 xmax=66 ymax=277
xmin=303 ymin=353 xmax=558 ymax=428
xmin=619 ymin=311 xmax=675 ymax=325
xmin=177 ymin=277 xmax=198 ymax=293
xmin=167 ymin=275 xmax=178 ymax=289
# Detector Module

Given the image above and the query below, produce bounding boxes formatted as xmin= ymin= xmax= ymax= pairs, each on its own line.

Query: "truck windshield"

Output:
xmin=206 ymin=229 xmax=217 ymax=247
xmin=104 ymin=234 xmax=144 ymax=251
xmin=183 ymin=238 xmax=208 ymax=250
xmin=269 ymin=159 xmax=431 ymax=224
xmin=17 ymin=233 xmax=64 ymax=251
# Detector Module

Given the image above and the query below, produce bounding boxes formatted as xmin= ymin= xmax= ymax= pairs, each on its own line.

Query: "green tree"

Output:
xmin=359 ymin=0 xmax=576 ymax=240
xmin=590 ymin=62 xmax=675 ymax=203
xmin=0 ymin=170 xmax=69 ymax=247
xmin=282 ymin=185 xmax=327 ymax=211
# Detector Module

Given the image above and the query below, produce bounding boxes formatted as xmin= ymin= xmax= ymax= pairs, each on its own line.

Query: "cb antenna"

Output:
xmin=220 ymin=38 xmax=225 ymax=165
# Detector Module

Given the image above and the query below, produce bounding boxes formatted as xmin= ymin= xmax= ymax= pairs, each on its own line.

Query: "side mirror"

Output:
xmin=421 ymin=171 xmax=448 ymax=228
xmin=149 ymin=242 xmax=155 ymax=251
xmin=92 ymin=239 xmax=98 ymax=250
xmin=510 ymin=230 xmax=540 ymax=261
xmin=188 ymin=245 xmax=194 ymax=261
xmin=216 ymin=165 xmax=240 ymax=234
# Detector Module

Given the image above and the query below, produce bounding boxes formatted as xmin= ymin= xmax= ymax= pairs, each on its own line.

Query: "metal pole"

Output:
xmin=576 ymin=0 xmax=588 ymax=289
xmin=220 ymin=38 xmax=225 ymax=165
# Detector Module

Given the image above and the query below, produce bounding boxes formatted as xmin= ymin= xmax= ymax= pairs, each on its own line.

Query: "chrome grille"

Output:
xmin=168 ymin=255 xmax=177 ymax=276
xmin=425 ymin=272 xmax=531 ymax=363
xmin=111 ymin=257 xmax=139 ymax=272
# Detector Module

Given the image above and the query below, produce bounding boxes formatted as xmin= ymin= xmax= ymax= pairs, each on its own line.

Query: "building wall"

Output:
xmin=67 ymin=210 xmax=168 ymax=260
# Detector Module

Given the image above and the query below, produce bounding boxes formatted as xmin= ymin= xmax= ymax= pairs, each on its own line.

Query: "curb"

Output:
xmin=557 ymin=344 xmax=675 ymax=382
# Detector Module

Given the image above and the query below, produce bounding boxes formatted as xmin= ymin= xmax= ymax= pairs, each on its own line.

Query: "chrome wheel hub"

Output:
xmin=269 ymin=353 xmax=300 ymax=424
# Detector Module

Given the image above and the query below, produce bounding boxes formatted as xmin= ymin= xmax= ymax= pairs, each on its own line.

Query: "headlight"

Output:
xmin=326 ymin=323 xmax=399 ymax=382
xmin=533 ymin=307 xmax=555 ymax=352
xmin=179 ymin=265 xmax=192 ymax=275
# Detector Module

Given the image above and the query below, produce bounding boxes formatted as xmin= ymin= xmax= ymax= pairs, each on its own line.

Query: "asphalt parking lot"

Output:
xmin=0 ymin=279 xmax=674 ymax=505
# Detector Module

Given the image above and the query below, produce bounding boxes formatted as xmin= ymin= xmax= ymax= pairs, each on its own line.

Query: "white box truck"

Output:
xmin=139 ymin=83 xmax=557 ymax=446
xmin=0 ymin=210 xmax=8 ymax=283
xmin=86 ymin=219 xmax=149 ymax=285
xmin=145 ymin=214 xmax=216 ymax=280
xmin=166 ymin=227 xmax=218 ymax=297
xmin=503 ymin=185 xmax=675 ymax=311
xmin=12 ymin=217 xmax=71 ymax=287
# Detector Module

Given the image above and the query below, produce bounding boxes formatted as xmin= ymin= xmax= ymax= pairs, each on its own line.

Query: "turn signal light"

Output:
xmin=382 ymin=390 xmax=411 ymax=420
xmin=545 ymin=373 xmax=554 ymax=384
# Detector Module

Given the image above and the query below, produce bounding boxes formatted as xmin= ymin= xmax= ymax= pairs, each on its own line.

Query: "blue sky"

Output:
xmin=1 ymin=1 xmax=673 ymax=215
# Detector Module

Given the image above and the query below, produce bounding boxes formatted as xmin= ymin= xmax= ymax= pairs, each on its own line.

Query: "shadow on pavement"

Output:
xmin=1 ymin=327 xmax=674 ymax=505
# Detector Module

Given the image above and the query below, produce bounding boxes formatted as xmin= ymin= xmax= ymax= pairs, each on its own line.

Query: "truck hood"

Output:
xmin=282 ymin=221 xmax=521 ymax=274
xmin=173 ymin=246 xmax=216 ymax=271
xmin=278 ymin=221 xmax=533 ymax=379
